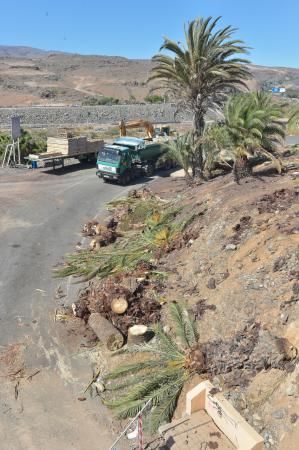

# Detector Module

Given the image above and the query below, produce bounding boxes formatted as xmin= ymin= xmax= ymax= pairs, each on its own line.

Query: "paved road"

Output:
xmin=286 ymin=135 xmax=299 ymax=145
xmin=0 ymin=163 xmax=148 ymax=449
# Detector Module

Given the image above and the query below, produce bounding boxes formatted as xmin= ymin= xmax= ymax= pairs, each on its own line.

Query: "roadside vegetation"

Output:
xmin=82 ymin=95 xmax=120 ymax=106
xmin=0 ymin=128 xmax=46 ymax=163
xmin=144 ymin=94 xmax=165 ymax=104
xmin=149 ymin=16 xmax=251 ymax=177
xmin=166 ymin=92 xmax=299 ymax=181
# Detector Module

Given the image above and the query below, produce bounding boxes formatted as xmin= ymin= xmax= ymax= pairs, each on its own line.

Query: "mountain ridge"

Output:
xmin=0 ymin=46 xmax=298 ymax=107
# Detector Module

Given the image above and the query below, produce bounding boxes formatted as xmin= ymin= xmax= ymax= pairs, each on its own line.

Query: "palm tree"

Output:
xmin=103 ymin=302 xmax=202 ymax=432
xmin=288 ymin=104 xmax=299 ymax=132
xmin=149 ymin=16 xmax=251 ymax=176
xmin=167 ymin=133 xmax=193 ymax=178
xmin=224 ymin=92 xmax=286 ymax=182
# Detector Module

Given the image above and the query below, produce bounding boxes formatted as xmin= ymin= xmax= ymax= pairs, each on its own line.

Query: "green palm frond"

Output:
xmin=224 ymin=91 xmax=286 ymax=171
xmin=105 ymin=359 xmax=164 ymax=380
xmin=170 ymin=302 xmax=199 ymax=348
xmin=153 ymin=322 xmax=185 ymax=358
xmin=148 ymin=15 xmax=251 ymax=159
xmin=103 ymin=306 xmax=199 ymax=430
xmin=147 ymin=382 xmax=185 ymax=432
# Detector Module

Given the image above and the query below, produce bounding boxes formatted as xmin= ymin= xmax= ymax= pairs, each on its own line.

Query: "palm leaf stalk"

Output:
xmin=149 ymin=16 xmax=251 ymax=177
xmin=103 ymin=303 xmax=204 ymax=432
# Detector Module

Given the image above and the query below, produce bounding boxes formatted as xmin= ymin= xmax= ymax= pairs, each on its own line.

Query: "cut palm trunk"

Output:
xmin=233 ymin=155 xmax=252 ymax=183
xmin=111 ymin=298 xmax=128 ymax=315
xmin=127 ymin=325 xmax=150 ymax=346
xmin=88 ymin=313 xmax=124 ymax=351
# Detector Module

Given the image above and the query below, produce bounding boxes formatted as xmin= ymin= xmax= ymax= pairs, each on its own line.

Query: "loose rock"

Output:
xmin=225 ymin=243 xmax=237 ymax=251
xmin=207 ymin=278 xmax=216 ymax=289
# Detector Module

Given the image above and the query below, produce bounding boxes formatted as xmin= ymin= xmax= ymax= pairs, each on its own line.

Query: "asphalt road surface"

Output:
xmin=286 ymin=135 xmax=299 ymax=145
xmin=0 ymin=162 xmax=150 ymax=449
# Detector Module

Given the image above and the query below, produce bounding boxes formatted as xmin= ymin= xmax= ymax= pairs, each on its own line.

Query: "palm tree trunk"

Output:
xmin=193 ymin=109 xmax=205 ymax=178
xmin=233 ymin=155 xmax=252 ymax=183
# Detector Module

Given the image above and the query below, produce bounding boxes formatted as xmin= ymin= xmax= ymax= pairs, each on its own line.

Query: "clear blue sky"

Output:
xmin=1 ymin=0 xmax=298 ymax=67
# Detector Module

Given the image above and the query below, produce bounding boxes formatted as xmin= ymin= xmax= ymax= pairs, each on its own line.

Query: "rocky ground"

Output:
xmin=53 ymin=154 xmax=298 ymax=449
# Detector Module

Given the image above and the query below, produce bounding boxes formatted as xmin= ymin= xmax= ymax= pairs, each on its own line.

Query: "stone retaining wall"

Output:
xmin=0 ymin=104 xmax=192 ymax=128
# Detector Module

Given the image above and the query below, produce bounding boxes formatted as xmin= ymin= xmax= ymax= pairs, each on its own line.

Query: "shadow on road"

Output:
xmin=41 ymin=161 xmax=95 ymax=176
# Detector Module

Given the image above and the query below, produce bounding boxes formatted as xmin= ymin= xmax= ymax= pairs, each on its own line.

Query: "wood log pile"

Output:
xmin=82 ymin=218 xmax=120 ymax=250
xmin=72 ymin=272 xmax=161 ymax=349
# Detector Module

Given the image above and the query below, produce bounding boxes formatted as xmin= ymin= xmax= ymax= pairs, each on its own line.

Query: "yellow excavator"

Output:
xmin=119 ymin=119 xmax=155 ymax=140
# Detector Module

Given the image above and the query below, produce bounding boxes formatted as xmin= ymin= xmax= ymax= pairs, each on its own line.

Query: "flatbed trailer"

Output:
xmin=25 ymin=153 xmax=78 ymax=170
xmin=26 ymin=136 xmax=104 ymax=170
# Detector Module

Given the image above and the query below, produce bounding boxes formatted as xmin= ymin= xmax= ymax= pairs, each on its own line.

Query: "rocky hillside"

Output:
xmin=0 ymin=46 xmax=298 ymax=107
xmin=56 ymin=152 xmax=299 ymax=449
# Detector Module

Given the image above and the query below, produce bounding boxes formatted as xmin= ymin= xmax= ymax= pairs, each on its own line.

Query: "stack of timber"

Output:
xmin=28 ymin=136 xmax=104 ymax=161
xmin=46 ymin=137 xmax=104 ymax=156
xmin=47 ymin=137 xmax=87 ymax=156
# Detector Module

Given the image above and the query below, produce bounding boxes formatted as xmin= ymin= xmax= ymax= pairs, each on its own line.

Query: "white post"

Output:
xmin=17 ymin=138 xmax=21 ymax=165
xmin=12 ymin=140 xmax=16 ymax=165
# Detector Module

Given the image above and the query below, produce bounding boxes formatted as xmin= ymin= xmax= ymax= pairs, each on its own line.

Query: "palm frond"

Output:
xmin=148 ymin=15 xmax=251 ymax=150
xmin=170 ymin=302 xmax=199 ymax=348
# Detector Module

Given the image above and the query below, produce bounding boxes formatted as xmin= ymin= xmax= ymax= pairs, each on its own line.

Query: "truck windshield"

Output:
xmin=98 ymin=149 xmax=120 ymax=163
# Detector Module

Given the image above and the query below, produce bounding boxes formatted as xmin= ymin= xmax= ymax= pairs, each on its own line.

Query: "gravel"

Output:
xmin=0 ymin=104 xmax=192 ymax=128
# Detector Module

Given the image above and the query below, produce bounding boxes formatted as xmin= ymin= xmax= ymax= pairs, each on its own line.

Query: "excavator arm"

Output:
xmin=119 ymin=120 xmax=155 ymax=140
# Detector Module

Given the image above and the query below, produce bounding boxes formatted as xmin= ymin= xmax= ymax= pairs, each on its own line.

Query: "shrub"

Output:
xmin=144 ymin=94 xmax=164 ymax=104
xmin=82 ymin=96 xmax=120 ymax=106
xmin=0 ymin=129 xmax=46 ymax=163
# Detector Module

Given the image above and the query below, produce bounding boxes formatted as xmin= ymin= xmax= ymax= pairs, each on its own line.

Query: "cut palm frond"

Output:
xmin=103 ymin=303 xmax=198 ymax=431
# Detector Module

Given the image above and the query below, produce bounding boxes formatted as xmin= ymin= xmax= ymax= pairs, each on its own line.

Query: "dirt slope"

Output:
xmin=147 ymin=159 xmax=299 ymax=449
xmin=55 ymin=154 xmax=299 ymax=449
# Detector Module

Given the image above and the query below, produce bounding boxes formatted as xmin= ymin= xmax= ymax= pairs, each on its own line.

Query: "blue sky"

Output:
xmin=1 ymin=0 xmax=298 ymax=67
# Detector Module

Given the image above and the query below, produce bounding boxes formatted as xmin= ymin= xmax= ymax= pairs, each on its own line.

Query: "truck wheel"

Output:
xmin=146 ymin=162 xmax=155 ymax=177
xmin=164 ymin=160 xmax=172 ymax=170
xmin=119 ymin=177 xmax=126 ymax=186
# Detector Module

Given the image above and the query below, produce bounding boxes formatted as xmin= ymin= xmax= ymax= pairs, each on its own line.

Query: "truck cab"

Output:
xmin=96 ymin=144 xmax=133 ymax=184
xmin=96 ymin=136 xmax=169 ymax=184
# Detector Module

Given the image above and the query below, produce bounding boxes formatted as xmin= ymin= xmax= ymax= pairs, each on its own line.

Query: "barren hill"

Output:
xmin=0 ymin=46 xmax=298 ymax=107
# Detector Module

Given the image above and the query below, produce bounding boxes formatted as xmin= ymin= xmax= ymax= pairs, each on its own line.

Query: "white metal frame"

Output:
xmin=1 ymin=139 xmax=20 ymax=168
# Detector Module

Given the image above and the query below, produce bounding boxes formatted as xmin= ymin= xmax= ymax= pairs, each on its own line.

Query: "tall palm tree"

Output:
xmin=149 ymin=16 xmax=251 ymax=175
xmin=224 ymin=92 xmax=286 ymax=182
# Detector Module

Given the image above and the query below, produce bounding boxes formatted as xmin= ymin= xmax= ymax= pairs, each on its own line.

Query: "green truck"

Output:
xmin=96 ymin=137 xmax=171 ymax=184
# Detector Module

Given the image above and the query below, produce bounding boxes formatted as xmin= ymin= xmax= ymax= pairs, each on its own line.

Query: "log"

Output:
xmin=111 ymin=297 xmax=128 ymax=315
xmin=95 ymin=224 xmax=107 ymax=235
xmin=127 ymin=325 xmax=149 ymax=346
xmin=71 ymin=299 xmax=89 ymax=319
xmin=88 ymin=313 xmax=124 ymax=351
xmin=90 ymin=238 xmax=101 ymax=250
